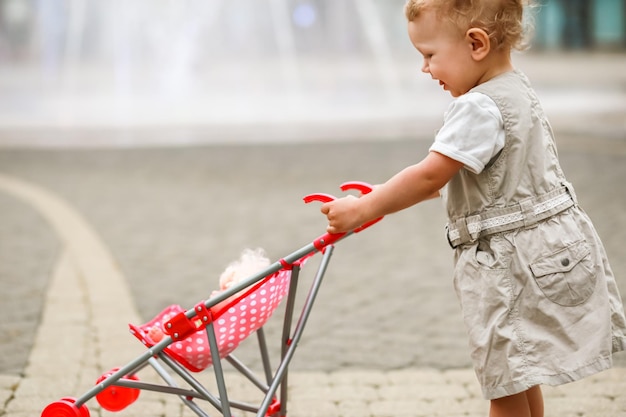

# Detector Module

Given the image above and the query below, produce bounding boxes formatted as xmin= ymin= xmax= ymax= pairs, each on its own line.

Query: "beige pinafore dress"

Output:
xmin=443 ymin=70 xmax=626 ymax=400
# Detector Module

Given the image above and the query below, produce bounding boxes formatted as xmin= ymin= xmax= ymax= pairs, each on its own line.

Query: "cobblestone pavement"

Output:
xmin=1 ymin=133 xmax=625 ymax=417
xmin=0 ymin=52 xmax=625 ymax=416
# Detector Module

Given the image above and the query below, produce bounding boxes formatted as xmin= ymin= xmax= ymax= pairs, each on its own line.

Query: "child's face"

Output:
xmin=407 ymin=9 xmax=481 ymax=97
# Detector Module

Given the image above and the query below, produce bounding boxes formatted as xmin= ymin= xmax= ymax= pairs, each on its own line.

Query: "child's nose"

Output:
xmin=421 ymin=60 xmax=429 ymax=73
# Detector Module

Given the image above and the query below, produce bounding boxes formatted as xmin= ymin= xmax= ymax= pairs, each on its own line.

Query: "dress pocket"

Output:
xmin=529 ymin=240 xmax=596 ymax=307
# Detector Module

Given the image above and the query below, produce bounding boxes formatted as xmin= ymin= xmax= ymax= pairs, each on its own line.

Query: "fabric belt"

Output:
xmin=446 ymin=183 xmax=578 ymax=248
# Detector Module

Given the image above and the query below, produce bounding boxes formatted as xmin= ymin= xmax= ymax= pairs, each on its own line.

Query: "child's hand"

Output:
xmin=320 ymin=195 xmax=363 ymax=234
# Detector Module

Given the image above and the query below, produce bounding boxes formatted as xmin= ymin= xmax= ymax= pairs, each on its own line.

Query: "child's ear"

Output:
xmin=466 ymin=28 xmax=490 ymax=61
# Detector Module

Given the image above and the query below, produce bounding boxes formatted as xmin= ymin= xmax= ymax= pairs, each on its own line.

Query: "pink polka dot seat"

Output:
xmin=129 ymin=259 xmax=308 ymax=372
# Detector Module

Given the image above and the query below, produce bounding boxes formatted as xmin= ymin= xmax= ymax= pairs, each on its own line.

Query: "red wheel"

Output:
xmin=42 ymin=398 xmax=90 ymax=417
xmin=95 ymin=368 xmax=140 ymax=412
xmin=60 ymin=398 xmax=90 ymax=417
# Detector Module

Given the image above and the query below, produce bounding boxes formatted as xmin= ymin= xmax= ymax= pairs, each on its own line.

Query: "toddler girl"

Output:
xmin=320 ymin=1 xmax=626 ymax=416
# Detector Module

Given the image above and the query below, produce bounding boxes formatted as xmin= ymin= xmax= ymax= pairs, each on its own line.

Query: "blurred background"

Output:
xmin=0 ymin=0 xmax=624 ymax=147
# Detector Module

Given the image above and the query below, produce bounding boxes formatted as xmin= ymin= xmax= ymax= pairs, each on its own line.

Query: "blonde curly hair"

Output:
xmin=404 ymin=0 xmax=536 ymax=51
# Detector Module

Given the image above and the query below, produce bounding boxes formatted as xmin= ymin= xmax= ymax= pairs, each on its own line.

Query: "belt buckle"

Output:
xmin=445 ymin=224 xmax=456 ymax=249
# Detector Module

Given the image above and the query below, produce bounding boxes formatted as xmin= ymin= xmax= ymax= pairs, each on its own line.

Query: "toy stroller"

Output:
xmin=41 ymin=182 xmax=382 ymax=417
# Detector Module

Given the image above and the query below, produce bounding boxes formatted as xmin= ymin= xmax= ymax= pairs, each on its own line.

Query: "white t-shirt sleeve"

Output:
xmin=429 ymin=92 xmax=505 ymax=175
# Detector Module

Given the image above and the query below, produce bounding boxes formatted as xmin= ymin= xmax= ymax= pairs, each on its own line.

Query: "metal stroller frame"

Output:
xmin=41 ymin=182 xmax=382 ymax=417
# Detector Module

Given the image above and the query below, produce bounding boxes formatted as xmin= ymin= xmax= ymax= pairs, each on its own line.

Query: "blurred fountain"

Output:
xmin=0 ymin=0 xmax=448 ymax=146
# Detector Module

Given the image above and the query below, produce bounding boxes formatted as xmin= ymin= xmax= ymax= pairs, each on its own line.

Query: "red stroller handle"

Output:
xmin=340 ymin=181 xmax=383 ymax=232
xmin=302 ymin=193 xmax=336 ymax=204
xmin=303 ymin=181 xmax=383 ymax=250
xmin=302 ymin=191 xmax=346 ymax=250
xmin=340 ymin=181 xmax=374 ymax=194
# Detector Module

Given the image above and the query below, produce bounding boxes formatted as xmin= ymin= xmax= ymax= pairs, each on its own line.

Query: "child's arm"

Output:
xmin=321 ymin=151 xmax=462 ymax=234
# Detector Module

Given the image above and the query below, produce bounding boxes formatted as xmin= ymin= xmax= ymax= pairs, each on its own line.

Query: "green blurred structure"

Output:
xmin=534 ymin=0 xmax=626 ymax=49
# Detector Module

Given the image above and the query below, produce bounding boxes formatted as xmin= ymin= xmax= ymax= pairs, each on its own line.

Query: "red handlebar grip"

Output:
xmin=340 ymin=181 xmax=374 ymax=195
xmin=305 ymin=181 xmax=381 ymax=245
xmin=303 ymin=193 xmax=336 ymax=204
